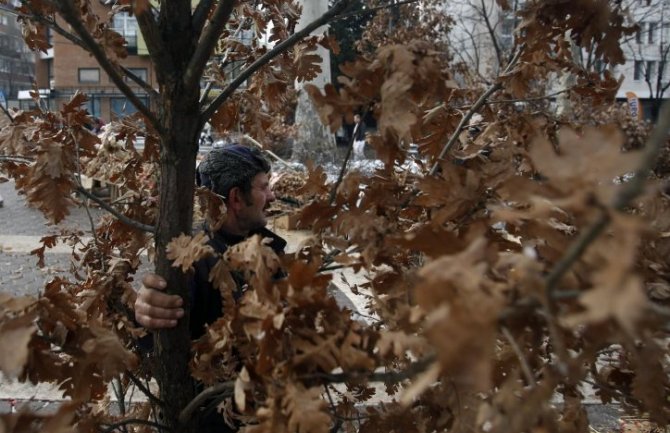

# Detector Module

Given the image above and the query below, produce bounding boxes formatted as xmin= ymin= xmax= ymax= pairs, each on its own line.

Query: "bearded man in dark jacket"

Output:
xmin=136 ymin=144 xmax=285 ymax=335
xmin=134 ymin=144 xmax=286 ymax=432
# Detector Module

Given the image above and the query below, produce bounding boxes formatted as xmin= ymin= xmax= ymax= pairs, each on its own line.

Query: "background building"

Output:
xmin=33 ymin=0 xmax=155 ymax=121
xmin=446 ymin=0 xmax=670 ymax=119
xmin=0 ymin=1 xmax=35 ymax=106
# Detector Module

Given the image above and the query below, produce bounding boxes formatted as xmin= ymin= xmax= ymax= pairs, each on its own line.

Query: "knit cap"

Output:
xmin=197 ymin=144 xmax=271 ymax=198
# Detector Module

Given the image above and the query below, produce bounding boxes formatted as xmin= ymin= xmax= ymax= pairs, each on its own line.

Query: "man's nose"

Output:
xmin=267 ymin=189 xmax=276 ymax=202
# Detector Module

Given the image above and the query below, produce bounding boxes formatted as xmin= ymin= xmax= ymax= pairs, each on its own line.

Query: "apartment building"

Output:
xmin=446 ymin=0 xmax=670 ymax=119
xmin=615 ymin=0 xmax=670 ymax=118
xmin=33 ymin=0 xmax=155 ymax=121
xmin=0 ymin=1 xmax=35 ymax=104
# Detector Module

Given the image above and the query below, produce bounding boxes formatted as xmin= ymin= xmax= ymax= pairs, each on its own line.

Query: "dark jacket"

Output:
xmin=190 ymin=225 xmax=287 ymax=339
xmin=190 ymin=225 xmax=286 ymax=433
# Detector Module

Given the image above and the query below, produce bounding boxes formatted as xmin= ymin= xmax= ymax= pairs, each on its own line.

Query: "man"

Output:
xmin=135 ymin=144 xmax=285 ymax=337
xmin=135 ymin=145 xmax=285 ymax=432
xmin=352 ymin=113 xmax=366 ymax=160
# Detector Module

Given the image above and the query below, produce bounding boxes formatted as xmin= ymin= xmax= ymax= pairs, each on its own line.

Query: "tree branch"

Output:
xmin=126 ymin=370 xmax=164 ymax=407
xmin=242 ymin=134 xmax=298 ymax=172
xmin=179 ymin=354 xmax=436 ymax=424
xmin=501 ymin=326 xmax=535 ymax=386
xmin=479 ymin=0 xmax=503 ymax=68
xmin=54 ymin=0 xmax=161 ymax=134
xmin=134 ymin=2 xmax=172 ymax=84
xmin=120 ymin=66 xmax=159 ymax=99
xmin=201 ymin=0 xmax=355 ymax=122
xmin=331 ymin=0 xmax=420 ymax=22
xmin=75 ymin=185 xmax=156 ymax=233
xmin=100 ymin=418 xmax=171 ymax=433
xmin=184 ymin=0 xmax=236 ymax=90
xmin=329 ymin=105 xmax=371 ymax=205
xmin=192 ymin=0 xmax=215 ymax=34
xmin=0 ymin=155 xmax=34 ymax=164
xmin=179 ymin=381 xmax=233 ymax=424
xmin=0 ymin=101 xmax=15 ymax=124
xmin=429 ymin=48 xmax=522 ymax=176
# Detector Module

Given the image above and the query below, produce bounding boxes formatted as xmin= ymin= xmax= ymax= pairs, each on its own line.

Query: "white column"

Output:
xmin=292 ymin=0 xmax=336 ymax=165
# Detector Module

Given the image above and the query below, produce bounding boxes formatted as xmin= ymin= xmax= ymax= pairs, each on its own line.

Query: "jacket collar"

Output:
xmin=206 ymin=224 xmax=287 ymax=255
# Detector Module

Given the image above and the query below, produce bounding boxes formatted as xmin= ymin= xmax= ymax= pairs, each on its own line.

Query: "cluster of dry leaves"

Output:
xmin=1 ymin=0 xmax=670 ymax=432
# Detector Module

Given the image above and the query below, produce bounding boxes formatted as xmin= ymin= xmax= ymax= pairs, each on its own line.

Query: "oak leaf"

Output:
xmin=0 ymin=319 xmax=36 ymax=379
xmin=282 ymin=382 xmax=331 ymax=433
xmin=166 ymin=232 xmax=215 ymax=273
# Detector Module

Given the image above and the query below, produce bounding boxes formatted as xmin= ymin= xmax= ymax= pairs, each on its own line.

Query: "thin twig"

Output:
xmin=75 ymin=186 xmax=156 ymax=233
xmin=484 ymin=88 xmax=571 ymax=106
xmin=501 ymin=326 xmax=535 ymax=386
xmin=111 ymin=379 xmax=129 ymax=433
xmin=0 ymin=155 xmax=34 ymax=164
xmin=120 ymin=66 xmax=159 ymax=99
xmin=100 ymin=418 xmax=171 ymax=433
xmin=126 ymin=371 xmax=164 ymax=407
xmin=324 ymin=385 xmax=344 ymax=433
xmin=242 ymin=134 xmax=299 ymax=172
xmin=179 ymin=382 xmax=234 ymax=424
xmin=331 ymin=0 xmax=420 ymax=22
xmin=70 ymin=131 xmax=102 ymax=269
xmin=201 ymin=0 xmax=356 ymax=122
xmin=0 ymin=102 xmax=14 ymax=123
xmin=311 ymin=354 xmax=436 ymax=384
xmin=329 ymin=122 xmax=358 ymax=205
xmin=429 ymin=47 xmax=523 ymax=176
xmin=184 ymin=0 xmax=237 ymax=89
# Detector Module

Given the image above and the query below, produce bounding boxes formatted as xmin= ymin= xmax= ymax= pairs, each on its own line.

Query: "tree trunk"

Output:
xmin=153 ymin=84 xmax=201 ymax=432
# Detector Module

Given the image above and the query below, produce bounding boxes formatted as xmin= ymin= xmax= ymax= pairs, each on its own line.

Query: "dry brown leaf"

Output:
xmin=166 ymin=232 xmax=215 ymax=273
xmin=282 ymin=383 xmax=331 ymax=433
xmin=0 ymin=322 xmax=36 ymax=378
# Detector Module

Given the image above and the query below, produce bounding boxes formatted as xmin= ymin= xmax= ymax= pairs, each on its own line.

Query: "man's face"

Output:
xmin=238 ymin=172 xmax=275 ymax=232
xmin=354 ymin=114 xmax=361 ymax=123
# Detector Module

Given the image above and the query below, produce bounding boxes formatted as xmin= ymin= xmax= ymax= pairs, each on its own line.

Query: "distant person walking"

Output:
xmin=352 ymin=113 xmax=366 ymax=160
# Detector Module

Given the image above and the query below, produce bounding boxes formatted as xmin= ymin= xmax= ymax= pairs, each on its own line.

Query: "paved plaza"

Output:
xmin=0 ymin=181 xmax=106 ymax=297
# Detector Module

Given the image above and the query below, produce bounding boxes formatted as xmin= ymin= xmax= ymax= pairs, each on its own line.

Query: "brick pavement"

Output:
xmin=0 ymin=180 xmax=105 ymax=297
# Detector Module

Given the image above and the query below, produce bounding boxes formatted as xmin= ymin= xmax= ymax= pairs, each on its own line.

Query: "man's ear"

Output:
xmin=227 ymin=186 xmax=244 ymax=211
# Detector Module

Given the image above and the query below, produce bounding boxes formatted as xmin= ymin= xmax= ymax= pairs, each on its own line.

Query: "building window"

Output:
xmin=660 ymin=61 xmax=666 ymax=81
xmin=78 ymin=68 xmax=100 ymax=83
xmin=84 ymin=96 xmax=101 ymax=119
xmin=0 ymin=14 xmax=8 ymax=26
xmin=110 ymin=96 xmax=148 ymax=119
xmin=634 ymin=60 xmax=644 ymax=80
xmin=636 ymin=22 xmax=645 ymax=44
xmin=647 ymin=61 xmax=657 ymax=81
xmin=112 ymin=12 xmax=138 ymax=54
xmin=648 ymin=22 xmax=658 ymax=43
xmin=125 ymin=67 xmax=148 ymax=83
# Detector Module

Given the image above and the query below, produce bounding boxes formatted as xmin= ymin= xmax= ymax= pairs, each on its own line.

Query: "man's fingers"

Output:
xmin=135 ymin=299 xmax=184 ymax=319
xmin=139 ymin=287 xmax=183 ymax=309
xmin=142 ymin=273 xmax=167 ymax=291
xmin=135 ymin=313 xmax=178 ymax=329
xmin=135 ymin=272 xmax=183 ymax=330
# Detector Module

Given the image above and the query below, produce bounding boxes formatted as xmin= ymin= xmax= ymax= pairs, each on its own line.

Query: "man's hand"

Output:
xmin=134 ymin=273 xmax=184 ymax=329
